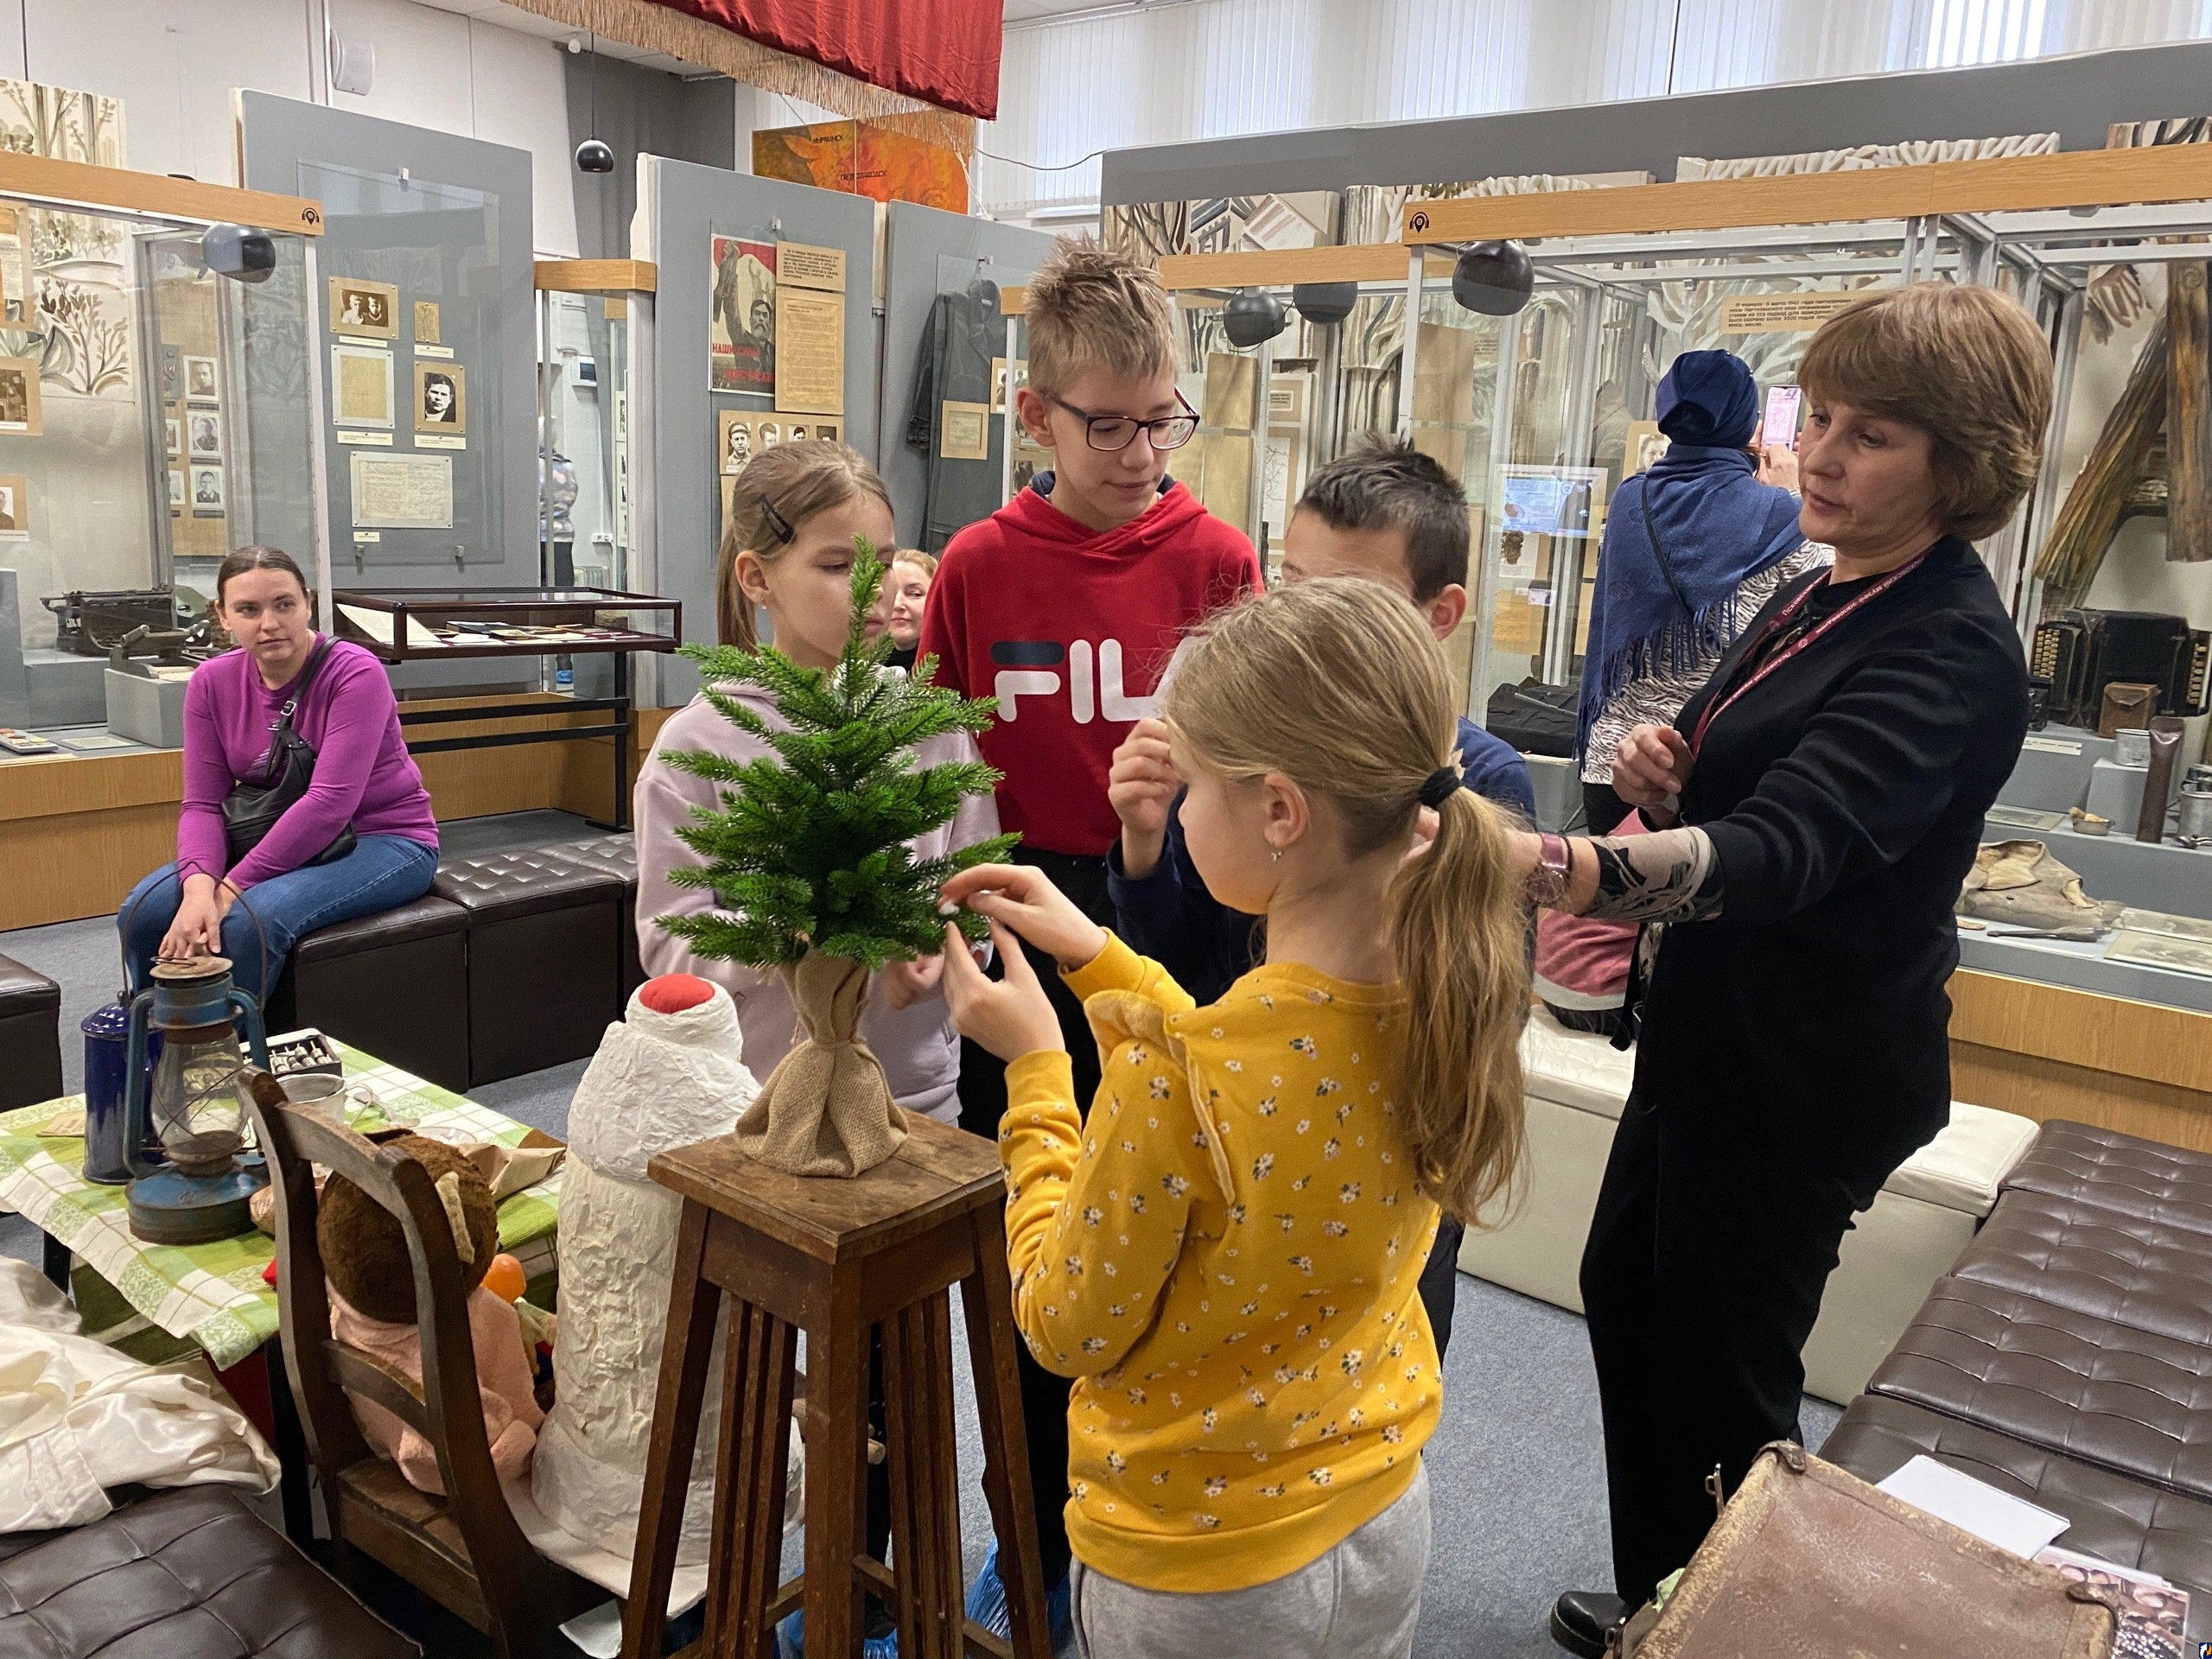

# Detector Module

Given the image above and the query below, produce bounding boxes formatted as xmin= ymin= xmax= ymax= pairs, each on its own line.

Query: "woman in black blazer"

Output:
xmin=1522 ymin=283 xmax=2054 ymax=1656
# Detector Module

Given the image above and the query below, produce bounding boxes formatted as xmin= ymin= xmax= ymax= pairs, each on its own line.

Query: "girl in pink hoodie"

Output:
xmin=633 ymin=442 xmax=1001 ymax=1124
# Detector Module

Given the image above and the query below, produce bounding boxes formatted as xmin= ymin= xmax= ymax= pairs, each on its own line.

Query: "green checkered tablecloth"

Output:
xmin=0 ymin=1042 xmax=563 ymax=1370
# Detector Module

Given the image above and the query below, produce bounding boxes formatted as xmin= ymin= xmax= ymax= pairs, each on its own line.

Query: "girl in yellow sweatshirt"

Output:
xmin=943 ymin=577 xmax=1528 ymax=1659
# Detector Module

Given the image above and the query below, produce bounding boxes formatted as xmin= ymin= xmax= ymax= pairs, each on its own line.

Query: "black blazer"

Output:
xmin=1636 ymin=536 xmax=2028 ymax=1167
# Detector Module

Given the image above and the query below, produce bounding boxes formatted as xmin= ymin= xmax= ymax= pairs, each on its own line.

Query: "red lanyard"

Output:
xmin=1689 ymin=549 xmax=1929 ymax=758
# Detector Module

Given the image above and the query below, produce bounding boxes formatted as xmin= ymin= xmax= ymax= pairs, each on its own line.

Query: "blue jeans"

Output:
xmin=119 ymin=835 xmax=440 ymax=1004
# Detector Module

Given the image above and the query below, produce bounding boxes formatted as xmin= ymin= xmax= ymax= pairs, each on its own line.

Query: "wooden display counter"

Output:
xmin=0 ymin=694 xmax=673 ymax=931
xmin=1949 ymin=968 xmax=2212 ymax=1154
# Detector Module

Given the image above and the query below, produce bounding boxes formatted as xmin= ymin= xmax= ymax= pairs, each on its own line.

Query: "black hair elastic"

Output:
xmin=1417 ymin=766 xmax=1460 ymax=807
xmin=758 ymin=495 xmax=796 ymax=543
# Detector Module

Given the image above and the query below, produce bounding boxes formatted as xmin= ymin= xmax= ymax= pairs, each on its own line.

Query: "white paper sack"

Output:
xmin=0 ymin=1259 xmax=278 ymax=1532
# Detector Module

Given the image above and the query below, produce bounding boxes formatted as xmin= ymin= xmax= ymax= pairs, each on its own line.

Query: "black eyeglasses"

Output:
xmin=1046 ymin=390 xmax=1199 ymax=453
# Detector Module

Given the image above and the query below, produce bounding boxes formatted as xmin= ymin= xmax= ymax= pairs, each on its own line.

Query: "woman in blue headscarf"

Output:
xmin=1577 ymin=350 xmax=1826 ymax=835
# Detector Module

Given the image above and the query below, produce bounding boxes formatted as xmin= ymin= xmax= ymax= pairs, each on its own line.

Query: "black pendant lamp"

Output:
xmin=1222 ymin=288 xmax=1288 ymax=348
xmin=575 ymin=33 xmax=614 ymax=174
xmin=1451 ymin=240 xmax=1534 ymax=316
xmin=1291 ymin=282 xmax=1357 ymax=324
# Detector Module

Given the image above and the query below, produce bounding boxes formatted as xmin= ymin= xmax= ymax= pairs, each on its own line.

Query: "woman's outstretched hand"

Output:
xmin=1612 ymin=724 xmax=1693 ymax=826
xmin=940 ymin=863 xmax=1106 ymax=971
xmin=942 ymin=919 xmax=1065 ymax=1062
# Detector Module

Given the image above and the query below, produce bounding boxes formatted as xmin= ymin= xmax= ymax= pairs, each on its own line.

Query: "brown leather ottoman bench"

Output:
xmin=434 ymin=850 xmax=626 ymax=1086
xmin=264 ymin=895 xmax=470 ymax=1095
xmin=539 ymin=834 xmax=642 ymax=998
xmin=0 ymin=1484 xmax=418 ymax=1656
xmin=2002 ymin=1119 xmax=2212 ymax=1236
xmin=1863 ymin=1271 xmax=2212 ymax=1499
xmin=1947 ymin=1184 xmax=2212 ymax=1345
xmin=0 ymin=952 xmax=61 ymax=1112
xmin=1823 ymin=1391 xmax=2212 ymax=1643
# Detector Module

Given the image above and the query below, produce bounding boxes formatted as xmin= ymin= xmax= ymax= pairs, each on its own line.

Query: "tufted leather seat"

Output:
xmin=536 ymin=835 xmax=642 ymax=997
xmin=1866 ymin=1272 xmax=2212 ymax=1499
xmin=433 ymin=851 xmax=625 ymax=1085
xmin=1823 ymin=1393 xmax=2212 ymax=1642
xmin=0 ymin=1485 xmax=417 ymax=1657
xmin=2001 ymin=1119 xmax=2212 ymax=1239
xmin=265 ymin=895 xmax=470 ymax=1094
xmin=1950 ymin=1185 xmax=2212 ymax=1346
xmin=0 ymin=953 xmax=61 ymax=1113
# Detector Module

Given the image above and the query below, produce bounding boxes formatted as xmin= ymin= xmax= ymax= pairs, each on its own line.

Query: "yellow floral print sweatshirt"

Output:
xmin=1000 ymin=931 xmax=1443 ymax=1594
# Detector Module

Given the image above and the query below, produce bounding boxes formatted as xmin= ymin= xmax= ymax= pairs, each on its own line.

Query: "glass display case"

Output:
xmin=0 ymin=162 xmax=321 ymax=741
xmin=537 ymin=260 xmax=654 ymax=702
xmin=1399 ymin=151 xmax=2212 ymax=1011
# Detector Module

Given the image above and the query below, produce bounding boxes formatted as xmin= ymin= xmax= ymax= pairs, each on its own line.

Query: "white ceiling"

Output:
xmin=404 ymin=0 xmax=706 ymax=77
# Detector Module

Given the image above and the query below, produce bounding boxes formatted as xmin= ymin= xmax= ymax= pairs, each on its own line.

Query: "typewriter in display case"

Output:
xmin=2031 ymin=607 xmax=2211 ymax=734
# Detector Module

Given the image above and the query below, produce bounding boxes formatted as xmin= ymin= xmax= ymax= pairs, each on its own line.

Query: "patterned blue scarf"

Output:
xmin=1576 ymin=444 xmax=1806 ymax=760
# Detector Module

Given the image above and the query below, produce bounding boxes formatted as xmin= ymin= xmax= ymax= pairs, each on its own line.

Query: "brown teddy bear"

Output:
xmin=318 ymin=1134 xmax=499 ymax=1322
xmin=318 ymin=1133 xmax=543 ymax=1496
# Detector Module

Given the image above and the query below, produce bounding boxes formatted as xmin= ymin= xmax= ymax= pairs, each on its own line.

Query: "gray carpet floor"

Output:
xmin=0 ymin=809 xmax=1839 ymax=1658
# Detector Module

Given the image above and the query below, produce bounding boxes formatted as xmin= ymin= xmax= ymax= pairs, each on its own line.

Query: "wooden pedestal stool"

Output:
xmin=623 ymin=1108 xmax=1053 ymax=1659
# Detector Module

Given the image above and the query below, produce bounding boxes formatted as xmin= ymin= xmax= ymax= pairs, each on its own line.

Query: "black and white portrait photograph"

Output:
xmin=330 ymin=276 xmax=400 ymax=340
xmin=415 ymin=363 xmax=466 ymax=435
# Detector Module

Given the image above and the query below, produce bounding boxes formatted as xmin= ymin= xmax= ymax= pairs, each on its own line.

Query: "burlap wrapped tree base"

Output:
xmin=733 ymin=951 xmax=906 ymax=1178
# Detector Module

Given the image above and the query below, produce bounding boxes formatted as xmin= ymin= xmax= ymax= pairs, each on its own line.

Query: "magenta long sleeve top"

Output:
xmin=178 ymin=635 xmax=438 ymax=889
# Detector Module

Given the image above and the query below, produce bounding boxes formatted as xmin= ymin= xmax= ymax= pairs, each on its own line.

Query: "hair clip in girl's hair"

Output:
xmin=758 ymin=495 xmax=796 ymax=544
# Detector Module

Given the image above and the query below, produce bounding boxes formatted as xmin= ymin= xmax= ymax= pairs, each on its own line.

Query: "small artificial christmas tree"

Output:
xmin=652 ymin=539 xmax=1015 ymax=1177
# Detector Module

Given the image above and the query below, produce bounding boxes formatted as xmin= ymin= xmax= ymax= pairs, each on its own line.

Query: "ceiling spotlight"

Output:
xmin=201 ymin=223 xmax=276 ymax=283
xmin=575 ymin=137 xmax=614 ymax=175
xmin=1451 ymin=240 xmax=1534 ymax=316
xmin=1290 ymin=282 xmax=1357 ymax=324
xmin=1222 ymin=288 xmax=1288 ymax=348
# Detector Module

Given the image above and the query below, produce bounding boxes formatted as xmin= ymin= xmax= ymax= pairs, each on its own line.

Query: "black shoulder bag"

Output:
xmin=1637 ymin=481 xmax=1698 ymax=619
xmin=220 ymin=639 xmax=359 ymax=868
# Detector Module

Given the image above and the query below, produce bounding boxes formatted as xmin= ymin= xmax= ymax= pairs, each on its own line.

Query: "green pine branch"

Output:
xmin=652 ymin=538 xmax=1015 ymax=971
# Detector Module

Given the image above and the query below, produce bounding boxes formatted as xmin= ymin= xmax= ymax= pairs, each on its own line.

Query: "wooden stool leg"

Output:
xmin=883 ymin=1294 xmax=963 ymax=1659
xmin=804 ymin=1266 xmax=871 ymax=1658
xmin=718 ymin=1300 xmax=798 ymax=1659
xmin=961 ymin=1206 xmax=1054 ymax=1659
xmin=626 ymin=1200 xmax=722 ymax=1659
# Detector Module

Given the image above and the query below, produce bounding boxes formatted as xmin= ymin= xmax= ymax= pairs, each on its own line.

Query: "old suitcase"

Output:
xmin=1616 ymin=1443 xmax=2117 ymax=1658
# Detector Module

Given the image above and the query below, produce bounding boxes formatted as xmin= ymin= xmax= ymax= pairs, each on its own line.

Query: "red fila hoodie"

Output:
xmin=918 ymin=475 xmax=1261 ymax=858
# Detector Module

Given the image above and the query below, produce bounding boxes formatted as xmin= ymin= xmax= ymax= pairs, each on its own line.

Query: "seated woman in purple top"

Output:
xmin=118 ymin=547 xmax=440 ymax=1001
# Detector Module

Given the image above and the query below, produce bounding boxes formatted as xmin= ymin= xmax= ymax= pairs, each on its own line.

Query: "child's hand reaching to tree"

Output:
xmin=943 ymin=920 xmax=1062 ymax=1061
xmin=942 ymin=864 xmax=1107 ymax=969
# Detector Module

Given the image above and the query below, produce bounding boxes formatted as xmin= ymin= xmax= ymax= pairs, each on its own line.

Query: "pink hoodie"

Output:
xmin=633 ymin=679 xmax=1002 ymax=1124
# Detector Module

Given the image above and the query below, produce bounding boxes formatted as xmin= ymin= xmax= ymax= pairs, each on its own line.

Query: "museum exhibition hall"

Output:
xmin=0 ymin=2 xmax=2209 ymax=1656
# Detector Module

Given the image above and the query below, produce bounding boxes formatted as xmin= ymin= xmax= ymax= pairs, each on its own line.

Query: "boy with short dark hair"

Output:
xmin=916 ymin=237 xmax=1262 ymax=1641
xmin=1105 ymin=438 xmax=1536 ymax=1360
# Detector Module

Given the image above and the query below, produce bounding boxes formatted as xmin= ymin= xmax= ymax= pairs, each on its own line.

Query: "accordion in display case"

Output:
xmin=2030 ymin=607 xmax=2210 ymax=728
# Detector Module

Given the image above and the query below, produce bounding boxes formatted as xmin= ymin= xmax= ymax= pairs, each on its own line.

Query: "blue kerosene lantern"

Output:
xmin=119 ymin=956 xmax=270 ymax=1244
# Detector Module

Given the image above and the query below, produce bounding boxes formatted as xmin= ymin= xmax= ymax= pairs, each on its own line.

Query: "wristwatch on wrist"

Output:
xmin=1525 ymin=833 xmax=1572 ymax=908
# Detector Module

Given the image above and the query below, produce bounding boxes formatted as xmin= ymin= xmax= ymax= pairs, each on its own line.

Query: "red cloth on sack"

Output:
xmin=646 ymin=0 xmax=1003 ymax=119
xmin=918 ymin=480 xmax=1259 ymax=858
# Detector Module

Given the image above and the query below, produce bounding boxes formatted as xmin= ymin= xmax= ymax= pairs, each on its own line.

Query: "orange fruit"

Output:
xmin=481 ymin=1253 xmax=526 ymax=1303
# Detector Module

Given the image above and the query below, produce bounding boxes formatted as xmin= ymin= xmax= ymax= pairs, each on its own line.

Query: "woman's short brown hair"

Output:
xmin=1798 ymin=283 xmax=2053 ymax=542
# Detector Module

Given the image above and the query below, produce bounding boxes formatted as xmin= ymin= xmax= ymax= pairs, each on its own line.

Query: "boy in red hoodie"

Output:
xmin=917 ymin=238 xmax=1259 ymax=1639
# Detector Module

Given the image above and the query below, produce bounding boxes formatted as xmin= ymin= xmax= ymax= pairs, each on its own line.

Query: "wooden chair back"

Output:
xmin=245 ymin=1072 xmax=595 ymax=1657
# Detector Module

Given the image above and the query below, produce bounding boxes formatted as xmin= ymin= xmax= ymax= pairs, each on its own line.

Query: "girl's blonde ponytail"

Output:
xmin=1383 ymin=785 xmax=1528 ymax=1217
xmin=1163 ymin=576 xmax=1528 ymax=1218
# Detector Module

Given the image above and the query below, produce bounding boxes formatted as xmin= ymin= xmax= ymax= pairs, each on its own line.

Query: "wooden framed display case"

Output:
xmin=0 ymin=156 xmax=324 ymax=741
xmin=332 ymin=586 xmax=679 ymax=833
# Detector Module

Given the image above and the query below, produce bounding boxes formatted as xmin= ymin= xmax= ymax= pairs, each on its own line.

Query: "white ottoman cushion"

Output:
xmin=1463 ymin=1007 xmax=2040 ymax=1404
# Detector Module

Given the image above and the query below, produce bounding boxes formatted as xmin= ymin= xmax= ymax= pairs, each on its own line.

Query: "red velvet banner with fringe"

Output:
xmin=653 ymin=0 xmax=1001 ymax=119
